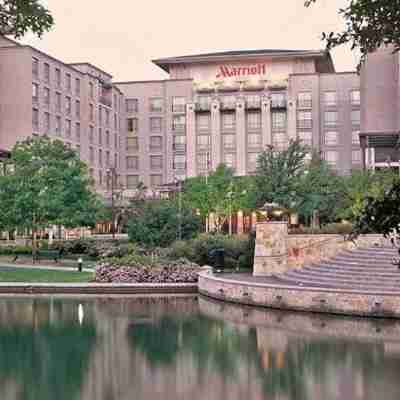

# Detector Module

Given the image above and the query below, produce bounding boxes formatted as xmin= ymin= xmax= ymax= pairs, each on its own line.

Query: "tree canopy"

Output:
xmin=0 ymin=0 xmax=53 ymax=38
xmin=305 ymin=0 xmax=400 ymax=68
xmin=0 ymin=137 xmax=102 ymax=250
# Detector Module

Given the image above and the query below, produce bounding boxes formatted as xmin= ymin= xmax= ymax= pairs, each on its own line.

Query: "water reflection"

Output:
xmin=0 ymin=295 xmax=398 ymax=399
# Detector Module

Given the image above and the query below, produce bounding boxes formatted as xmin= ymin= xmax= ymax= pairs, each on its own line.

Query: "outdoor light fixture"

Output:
xmin=260 ymin=202 xmax=289 ymax=222
xmin=77 ymin=257 xmax=83 ymax=272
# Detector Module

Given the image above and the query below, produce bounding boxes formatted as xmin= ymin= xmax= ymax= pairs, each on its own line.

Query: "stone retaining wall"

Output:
xmin=198 ymin=271 xmax=400 ymax=318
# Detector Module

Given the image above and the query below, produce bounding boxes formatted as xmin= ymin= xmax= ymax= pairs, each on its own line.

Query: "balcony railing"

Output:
xmin=271 ymin=99 xmax=287 ymax=109
xmin=245 ymin=99 xmax=261 ymax=109
xmin=297 ymin=99 xmax=312 ymax=109
xmin=223 ymin=142 xmax=236 ymax=150
xmin=297 ymin=120 xmax=313 ymax=129
xmin=172 ymin=123 xmax=186 ymax=132
xmin=173 ymin=162 xmax=186 ymax=170
xmin=173 ymin=143 xmax=186 ymax=152
xmin=248 ymin=142 xmax=262 ymax=150
xmin=195 ymin=102 xmax=211 ymax=112
xmin=220 ymin=100 xmax=236 ymax=110
xmin=197 ymin=143 xmax=210 ymax=151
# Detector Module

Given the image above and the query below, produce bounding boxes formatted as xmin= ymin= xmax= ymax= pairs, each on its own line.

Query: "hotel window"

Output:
xmin=75 ymin=100 xmax=80 ymax=119
xmin=127 ymin=118 xmax=138 ymax=133
xmin=248 ymin=153 xmax=260 ymax=171
xmin=150 ymin=117 xmax=162 ymax=133
xmin=297 ymin=92 xmax=312 ymax=108
xmin=271 ymin=112 xmax=286 ymax=131
xmin=89 ymin=147 xmax=94 ymax=164
xmin=126 ymin=98 xmax=138 ymax=113
xmin=352 ymin=149 xmax=361 ymax=164
xmin=55 ymin=116 xmax=61 ymax=136
xmin=197 ymin=96 xmax=211 ymax=110
xmin=222 ymin=134 xmax=235 ymax=150
xmin=65 ymin=96 xmax=71 ymax=115
xmin=90 ymin=104 xmax=94 ymax=121
xmin=172 ymin=97 xmax=186 ymax=113
xmin=350 ymin=90 xmax=360 ymax=105
xmin=247 ymin=112 xmax=261 ymax=130
xmin=150 ymin=155 xmax=162 ymax=169
xmin=66 ymin=73 xmax=71 ymax=92
xmin=75 ymin=78 xmax=80 ymax=97
xmin=150 ymin=136 xmax=162 ymax=151
xmin=66 ymin=119 xmax=71 ymax=138
xmin=197 ymin=153 xmax=210 ymax=171
xmin=43 ymin=87 xmax=50 ymax=106
xmin=98 ymin=107 xmax=103 ymax=125
xmin=32 ymin=58 xmax=39 ymax=79
xmin=89 ymin=82 xmax=94 ymax=99
xmin=126 ymin=156 xmax=139 ymax=170
xmin=44 ymin=112 xmax=50 ymax=134
xmin=89 ymin=126 xmax=94 ymax=144
xmin=324 ymin=111 xmax=338 ymax=127
xmin=150 ymin=174 xmax=163 ymax=187
xmin=32 ymin=83 xmax=39 ymax=104
xmin=197 ymin=135 xmax=210 ymax=150
xmin=32 ymin=109 xmax=39 ymax=132
xmin=297 ymin=111 xmax=312 ymax=129
xmin=98 ymin=128 xmax=102 ymax=146
xmin=174 ymin=135 xmax=186 ymax=151
xmin=98 ymin=149 xmax=103 ymax=167
xmin=106 ymin=131 xmax=110 ymax=147
xmin=44 ymin=63 xmax=50 ymax=84
xmin=324 ymin=91 xmax=337 ymax=107
xmin=56 ymin=93 xmax=61 ymax=112
xmin=246 ymin=94 xmax=261 ymax=108
xmin=222 ymin=113 xmax=235 ymax=130
xmin=352 ymin=131 xmax=360 ymax=145
xmin=270 ymin=92 xmax=286 ymax=108
xmin=126 ymin=175 xmax=139 ymax=189
xmin=56 ymin=68 xmax=61 ymax=88
xmin=174 ymin=155 xmax=186 ymax=170
xmin=221 ymin=95 xmax=236 ymax=109
xmin=106 ymin=151 xmax=110 ymax=167
xmin=197 ymin=114 xmax=210 ymax=130
xmin=272 ymin=132 xmax=288 ymax=150
xmin=298 ymin=131 xmax=312 ymax=146
xmin=106 ymin=109 xmax=110 ymax=127
xmin=172 ymin=115 xmax=186 ymax=131
xmin=248 ymin=133 xmax=262 ymax=149
xmin=223 ymin=153 xmax=236 ymax=169
xmin=325 ymin=131 xmax=338 ymax=146
xmin=351 ymin=109 xmax=361 ymax=126
xmin=324 ymin=150 xmax=338 ymax=167
xmin=126 ymin=137 xmax=139 ymax=151
xmin=76 ymin=122 xmax=81 ymax=141
xmin=149 ymin=97 xmax=163 ymax=112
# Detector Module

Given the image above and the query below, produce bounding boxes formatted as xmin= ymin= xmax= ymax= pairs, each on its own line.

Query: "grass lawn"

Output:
xmin=0 ymin=268 xmax=94 ymax=283
xmin=0 ymin=255 xmax=96 ymax=269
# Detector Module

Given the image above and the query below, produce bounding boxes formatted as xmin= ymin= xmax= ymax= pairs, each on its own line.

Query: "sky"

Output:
xmin=22 ymin=0 xmax=358 ymax=82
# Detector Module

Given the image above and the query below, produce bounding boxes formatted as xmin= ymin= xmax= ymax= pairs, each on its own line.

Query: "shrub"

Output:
xmin=289 ymin=223 xmax=353 ymax=235
xmin=0 ymin=245 xmax=32 ymax=256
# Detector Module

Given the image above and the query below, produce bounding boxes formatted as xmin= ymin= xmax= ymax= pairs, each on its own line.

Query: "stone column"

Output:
xmin=186 ymin=103 xmax=196 ymax=177
xmin=235 ymin=98 xmax=246 ymax=175
xmin=253 ymin=221 xmax=288 ymax=276
xmin=261 ymin=96 xmax=272 ymax=148
xmin=211 ymin=100 xmax=221 ymax=169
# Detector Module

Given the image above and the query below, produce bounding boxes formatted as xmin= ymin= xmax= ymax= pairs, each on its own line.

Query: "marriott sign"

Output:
xmin=215 ymin=63 xmax=266 ymax=79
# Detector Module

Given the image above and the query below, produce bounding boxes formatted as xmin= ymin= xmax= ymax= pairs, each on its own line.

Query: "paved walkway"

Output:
xmin=0 ymin=262 xmax=93 ymax=273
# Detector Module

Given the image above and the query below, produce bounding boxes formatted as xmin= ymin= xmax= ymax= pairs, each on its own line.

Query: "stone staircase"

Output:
xmin=277 ymin=246 xmax=400 ymax=292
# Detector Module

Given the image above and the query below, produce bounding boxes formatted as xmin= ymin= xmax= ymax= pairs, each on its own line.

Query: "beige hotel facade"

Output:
xmin=0 ymin=34 xmax=398 ymax=197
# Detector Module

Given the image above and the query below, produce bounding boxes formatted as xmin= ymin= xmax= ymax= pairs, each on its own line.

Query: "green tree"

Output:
xmin=183 ymin=164 xmax=251 ymax=233
xmin=127 ymin=199 xmax=201 ymax=248
xmin=0 ymin=137 xmax=102 ymax=256
xmin=0 ymin=0 xmax=53 ymax=38
xmin=254 ymin=140 xmax=308 ymax=210
xmin=305 ymin=0 xmax=400 ymax=67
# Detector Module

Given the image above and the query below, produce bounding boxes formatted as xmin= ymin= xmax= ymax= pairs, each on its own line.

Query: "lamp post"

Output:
xmin=106 ymin=167 xmax=117 ymax=239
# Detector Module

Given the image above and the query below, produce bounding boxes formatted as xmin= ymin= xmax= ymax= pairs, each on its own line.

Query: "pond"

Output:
xmin=0 ymin=294 xmax=399 ymax=400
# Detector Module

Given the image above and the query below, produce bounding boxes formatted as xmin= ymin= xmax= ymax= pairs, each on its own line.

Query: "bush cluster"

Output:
xmin=0 ymin=245 xmax=32 ymax=256
xmin=169 ymin=233 xmax=255 ymax=270
xmin=289 ymin=223 xmax=353 ymax=235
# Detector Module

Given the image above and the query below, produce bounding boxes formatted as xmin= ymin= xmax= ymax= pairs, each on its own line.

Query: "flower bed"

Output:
xmin=94 ymin=260 xmax=200 ymax=283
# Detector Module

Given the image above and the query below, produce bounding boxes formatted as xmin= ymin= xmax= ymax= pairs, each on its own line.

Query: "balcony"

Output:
xmin=245 ymin=98 xmax=261 ymax=109
xmin=270 ymin=99 xmax=287 ymax=109
xmin=173 ymin=162 xmax=186 ymax=170
xmin=173 ymin=143 xmax=186 ymax=152
xmin=195 ymin=102 xmax=211 ymax=112
xmin=220 ymin=100 xmax=236 ymax=110
xmin=172 ymin=123 xmax=186 ymax=132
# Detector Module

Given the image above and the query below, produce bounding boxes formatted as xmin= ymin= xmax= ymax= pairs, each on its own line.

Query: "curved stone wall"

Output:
xmin=198 ymin=271 xmax=400 ymax=318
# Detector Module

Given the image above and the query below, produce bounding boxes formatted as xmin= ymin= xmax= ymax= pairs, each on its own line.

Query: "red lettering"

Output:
xmin=216 ymin=64 xmax=266 ymax=79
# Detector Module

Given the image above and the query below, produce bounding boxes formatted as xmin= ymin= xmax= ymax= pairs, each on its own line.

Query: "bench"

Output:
xmin=13 ymin=249 xmax=63 ymax=263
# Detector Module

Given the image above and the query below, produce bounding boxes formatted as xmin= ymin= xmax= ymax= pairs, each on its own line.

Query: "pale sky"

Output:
xmin=23 ymin=0 xmax=357 ymax=82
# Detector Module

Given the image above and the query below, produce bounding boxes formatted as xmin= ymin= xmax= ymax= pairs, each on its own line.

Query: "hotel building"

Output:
xmin=0 ymin=35 xmax=125 ymax=190
xmin=116 ymin=49 xmax=362 ymax=190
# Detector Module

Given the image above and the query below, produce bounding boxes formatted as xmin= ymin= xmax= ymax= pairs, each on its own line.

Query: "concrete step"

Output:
xmin=320 ymin=260 xmax=397 ymax=268
xmin=296 ymin=268 xmax=400 ymax=282
xmin=303 ymin=266 xmax=400 ymax=278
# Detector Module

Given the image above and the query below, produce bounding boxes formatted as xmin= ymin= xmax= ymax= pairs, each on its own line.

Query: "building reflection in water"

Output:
xmin=0 ymin=296 xmax=399 ymax=399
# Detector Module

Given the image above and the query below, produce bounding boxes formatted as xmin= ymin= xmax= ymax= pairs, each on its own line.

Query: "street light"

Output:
xmin=106 ymin=167 xmax=117 ymax=239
